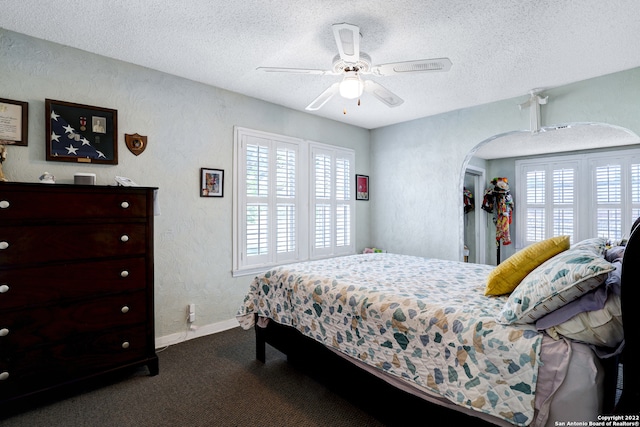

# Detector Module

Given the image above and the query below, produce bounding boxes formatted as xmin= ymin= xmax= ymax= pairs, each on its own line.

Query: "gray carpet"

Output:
xmin=1 ymin=327 xmax=392 ymax=427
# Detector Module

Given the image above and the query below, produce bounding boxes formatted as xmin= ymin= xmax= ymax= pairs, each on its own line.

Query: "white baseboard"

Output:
xmin=155 ymin=318 xmax=240 ymax=349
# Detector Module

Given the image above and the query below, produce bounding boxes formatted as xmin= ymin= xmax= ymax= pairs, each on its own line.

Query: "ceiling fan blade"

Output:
xmin=364 ymin=80 xmax=404 ymax=108
xmin=305 ymin=83 xmax=339 ymax=111
xmin=372 ymin=58 xmax=452 ymax=76
xmin=256 ymin=66 xmax=334 ymax=75
xmin=332 ymin=23 xmax=360 ymax=64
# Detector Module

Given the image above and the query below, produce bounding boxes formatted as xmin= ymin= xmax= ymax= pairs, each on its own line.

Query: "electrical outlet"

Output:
xmin=187 ymin=303 xmax=196 ymax=323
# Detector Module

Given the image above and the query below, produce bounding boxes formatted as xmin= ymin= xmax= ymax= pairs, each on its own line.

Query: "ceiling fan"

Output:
xmin=257 ymin=23 xmax=452 ymax=111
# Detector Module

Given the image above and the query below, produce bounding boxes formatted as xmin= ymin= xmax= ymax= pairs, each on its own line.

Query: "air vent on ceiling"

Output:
xmin=393 ymin=61 xmax=448 ymax=73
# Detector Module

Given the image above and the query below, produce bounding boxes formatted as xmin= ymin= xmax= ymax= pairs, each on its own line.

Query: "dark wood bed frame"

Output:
xmin=255 ymin=225 xmax=640 ymax=419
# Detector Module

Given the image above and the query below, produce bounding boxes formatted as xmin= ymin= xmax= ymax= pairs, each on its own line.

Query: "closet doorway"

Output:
xmin=463 ymin=165 xmax=486 ymax=264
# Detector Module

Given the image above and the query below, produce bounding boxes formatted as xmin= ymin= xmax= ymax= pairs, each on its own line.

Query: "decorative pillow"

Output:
xmin=496 ymin=249 xmax=615 ymax=324
xmin=535 ymin=260 xmax=621 ymax=329
xmin=484 ymin=235 xmax=570 ymax=296
xmin=544 ymin=292 xmax=623 ymax=348
xmin=570 ymin=237 xmax=607 ymax=257
xmin=605 ymin=246 xmax=625 ymax=263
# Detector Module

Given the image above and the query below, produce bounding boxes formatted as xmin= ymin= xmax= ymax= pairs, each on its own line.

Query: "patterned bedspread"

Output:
xmin=236 ymin=253 xmax=543 ymax=426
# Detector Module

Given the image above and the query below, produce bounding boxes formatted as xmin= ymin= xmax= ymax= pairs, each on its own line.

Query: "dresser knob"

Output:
xmin=0 ymin=372 xmax=9 ymax=381
xmin=121 ymin=306 xmax=130 ymax=314
xmin=0 ymin=328 xmax=8 ymax=337
xmin=121 ymin=201 xmax=130 ymax=209
xmin=120 ymin=270 xmax=129 ymax=278
xmin=0 ymin=200 xmax=9 ymax=209
xmin=0 ymin=284 xmax=9 ymax=293
xmin=122 ymin=341 xmax=130 ymax=349
xmin=120 ymin=235 xmax=129 ymax=242
xmin=0 ymin=241 xmax=8 ymax=250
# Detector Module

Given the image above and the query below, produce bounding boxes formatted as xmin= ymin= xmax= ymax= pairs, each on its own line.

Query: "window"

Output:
xmin=310 ymin=145 xmax=354 ymax=259
xmin=516 ymin=149 xmax=640 ymax=247
xmin=233 ymin=127 xmax=355 ymax=275
xmin=518 ymin=160 xmax=578 ymax=245
xmin=590 ymin=154 xmax=640 ymax=242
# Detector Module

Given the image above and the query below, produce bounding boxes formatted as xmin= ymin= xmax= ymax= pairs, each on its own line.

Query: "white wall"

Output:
xmin=0 ymin=29 xmax=371 ymax=344
xmin=5 ymin=26 xmax=640 ymax=344
xmin=370 ymin=68 xmax=640 ymax=262
xmin=370 ymin=100 xmax=525 ymax=260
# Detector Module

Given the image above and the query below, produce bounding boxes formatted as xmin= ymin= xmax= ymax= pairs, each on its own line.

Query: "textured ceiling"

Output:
xmin=1 ymin=0 xmax=640 ymax=131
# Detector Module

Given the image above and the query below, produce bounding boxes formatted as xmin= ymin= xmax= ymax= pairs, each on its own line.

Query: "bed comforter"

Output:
xmin=236 ymin=253 xmax=544 ymax=426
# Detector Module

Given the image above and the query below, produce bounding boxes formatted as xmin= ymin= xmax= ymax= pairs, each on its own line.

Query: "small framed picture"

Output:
xmin=0 ymin=97 xmax=29 ymax=146
xmin=45 ymin=99 xmax=118 ymax=164
xmin=201 ymin=168 xmax=224 ymax=197
xmin=356 ymin=174 xmax=369 ymax=201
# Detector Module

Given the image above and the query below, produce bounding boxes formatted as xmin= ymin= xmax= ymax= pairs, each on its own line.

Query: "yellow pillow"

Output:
xmin=484 ymin=235 xmax=570 ymax=296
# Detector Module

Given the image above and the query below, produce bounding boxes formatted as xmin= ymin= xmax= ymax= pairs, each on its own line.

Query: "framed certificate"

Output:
xmin=0 ymin=98 xmax=28 ymax=146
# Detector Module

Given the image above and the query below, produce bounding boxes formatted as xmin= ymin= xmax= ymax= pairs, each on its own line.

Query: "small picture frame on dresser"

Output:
xmin=45 ymin=99 xmax=118 ymax=165
xmin=201 ymin=168 xmax=224 ymax=197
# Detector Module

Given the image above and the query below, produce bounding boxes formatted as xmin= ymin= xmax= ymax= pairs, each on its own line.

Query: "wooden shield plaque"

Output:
xmin=125 ymin=133 xmax=147 ymax=156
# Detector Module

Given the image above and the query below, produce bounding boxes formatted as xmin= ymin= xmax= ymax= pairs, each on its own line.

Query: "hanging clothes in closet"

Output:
xmin=481 ymin=177 xmax=514 ymax=263
xmin=463 ymin=187 xmax=475 ymax=214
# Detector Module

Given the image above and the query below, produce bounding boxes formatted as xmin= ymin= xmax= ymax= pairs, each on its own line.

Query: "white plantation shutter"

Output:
xmin=632 ymin=163 xmax=640 ymax=222
xmin=525 ymin=169 xmax=545 ymax=242
xmin=590 ymin=154 xmax=640 ymax=241
xmin=517 ymin=149 xmax=640 ymax=249
xmin=552 ymin=167 xmax=575 ymax=239
xmin=314 ymin=153 xmax=332 ymax=250
xmin=246 ymin=204 xmax=268 ymax=256
xmin=311 ymin=144 xmax=355 ymax=258
xmin=235 ymin=129 xmax=303 ymax=271
xmin=245 ymin=139 xmax=270 ymax=264
xmin=276 ymin=146 xmax=296 ymax=255
xmin=234 ymin=127 xmax=355 ymax=275
xmin=518 ymin=160 xmax=578 ymax=246
xmin=595 ymin=164 xmax=622 ymax=241
xmin=314 ymin=204 xmax=332 ymax=249
xmin=335 ymin=157 xmax=351 ymax=248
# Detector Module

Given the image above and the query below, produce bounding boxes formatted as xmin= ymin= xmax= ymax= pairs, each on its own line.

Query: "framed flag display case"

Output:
xmin=45 ymin=99 xmax=118 ymax=164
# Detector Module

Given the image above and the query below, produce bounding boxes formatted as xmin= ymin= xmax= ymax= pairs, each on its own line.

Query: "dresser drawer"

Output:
xmin=0 ymin=223 xmax=147 ymax=266
xmin=1 ymin=291 xmax=147 ymax=350
xmin=0 ymin=257 xmax=147 ymax=310
xmin=0 ymin=324 xmax=149 ymax=399
xmin=0 ymin=188 xmax=148 ymax=220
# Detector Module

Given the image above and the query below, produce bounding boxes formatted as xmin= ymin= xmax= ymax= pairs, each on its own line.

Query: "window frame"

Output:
xmin=233 ymin=126 xmax=355 ymax=277
xmin=516 ymin=148 xmax=640 ymax=248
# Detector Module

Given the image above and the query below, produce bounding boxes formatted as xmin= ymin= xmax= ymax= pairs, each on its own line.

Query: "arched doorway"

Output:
xmin=460 ymin=122 xmax=640 ymax=263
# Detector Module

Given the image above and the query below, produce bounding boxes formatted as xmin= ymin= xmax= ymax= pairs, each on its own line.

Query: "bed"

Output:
xmin=236 ymin=227 xmax=640 ymax=426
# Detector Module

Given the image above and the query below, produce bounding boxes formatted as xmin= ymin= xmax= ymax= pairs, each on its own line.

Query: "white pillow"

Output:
xmin=545 ymin=292 xmax=622 ymax=347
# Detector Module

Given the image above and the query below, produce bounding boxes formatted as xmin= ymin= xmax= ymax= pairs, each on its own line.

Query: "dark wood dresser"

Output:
xmin=0 ymin=182 xmax=158 ymax=409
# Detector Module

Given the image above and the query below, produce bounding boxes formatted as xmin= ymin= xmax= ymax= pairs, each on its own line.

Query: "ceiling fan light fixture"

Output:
xmin=339 ymin=71 xmax=364 ymax=99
